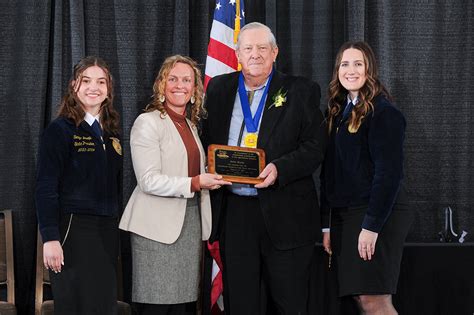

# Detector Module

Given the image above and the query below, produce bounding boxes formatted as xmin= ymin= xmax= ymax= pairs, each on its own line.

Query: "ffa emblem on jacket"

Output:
xmin=110 ymin=137 xmax=122 ymax=155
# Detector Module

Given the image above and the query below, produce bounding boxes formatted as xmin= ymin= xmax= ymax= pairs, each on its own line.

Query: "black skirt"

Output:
xmin=331 ymin=205 xmax=413 ymax=297
xmin=50 ymin=213 xmax=118 ymax=315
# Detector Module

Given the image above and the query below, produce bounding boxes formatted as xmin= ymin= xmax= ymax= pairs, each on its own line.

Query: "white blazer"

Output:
xmin=119 ymin=110 xmax=211 ymax=243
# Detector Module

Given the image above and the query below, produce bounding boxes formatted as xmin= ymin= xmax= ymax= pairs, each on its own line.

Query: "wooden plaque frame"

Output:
xmin=207 ymin=144 xmax=265 ymax=184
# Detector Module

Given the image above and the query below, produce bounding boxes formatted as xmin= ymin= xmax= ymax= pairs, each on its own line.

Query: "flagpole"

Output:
xmin=235 ymin=0 xmax=241 ymax=71
xmin=234 ymin=0 xmax=240 ymax=44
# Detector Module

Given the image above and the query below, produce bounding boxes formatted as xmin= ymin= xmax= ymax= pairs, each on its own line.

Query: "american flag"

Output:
xmin=204 ymin=0 xmax=245 ymax=91
xmin=204 ymin=1 xmax=245 ymax=313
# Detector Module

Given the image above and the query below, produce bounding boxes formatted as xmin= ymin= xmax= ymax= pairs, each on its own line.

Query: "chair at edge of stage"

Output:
xmin=0 ymin=209 xmax=17 ymax=315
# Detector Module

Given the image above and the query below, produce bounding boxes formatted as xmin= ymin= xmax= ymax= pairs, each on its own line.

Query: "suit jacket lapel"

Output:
xmin=215 ymin=72 xmax=239 ymax=144
xmin=258 ymin=71 xmax=286 ymax=149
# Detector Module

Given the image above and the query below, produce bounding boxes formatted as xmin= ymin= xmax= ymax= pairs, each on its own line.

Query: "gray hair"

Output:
xmin=236 ymin=22 xmax=278 ymax=50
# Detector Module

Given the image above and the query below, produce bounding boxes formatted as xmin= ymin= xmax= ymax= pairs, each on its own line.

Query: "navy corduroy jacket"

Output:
xmin=35 ymin=117 xmax=122 ymax=242
xmin=320 ymin=95 xmax=406 ymax=233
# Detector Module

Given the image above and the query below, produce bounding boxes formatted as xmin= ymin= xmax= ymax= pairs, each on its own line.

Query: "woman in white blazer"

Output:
xmin=119 ymin=55 xmax=230 ymax=315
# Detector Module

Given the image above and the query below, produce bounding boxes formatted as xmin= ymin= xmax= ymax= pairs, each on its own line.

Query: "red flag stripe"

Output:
xmin=207 ymin=38 xmax=238 ymax=69
xmin=204 ymin=75 xmax=211 ymax=91
xmin=209 ymin=20 xmax=236 ymax=49
xmin=205 ymin=55 xmax=236 ymax=78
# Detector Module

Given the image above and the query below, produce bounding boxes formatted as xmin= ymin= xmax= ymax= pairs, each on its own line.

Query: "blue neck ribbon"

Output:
xmin=238 ymin=69 xmax=274 ymax=133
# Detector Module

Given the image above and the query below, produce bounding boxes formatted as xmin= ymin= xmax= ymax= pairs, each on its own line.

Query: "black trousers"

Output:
xmin=220 ymin=194 xmax=314 ymax=315
xmin=50 ymin=213 xmax=118 ymax=315
xmin=134 ymin=302 xmax=196 ymax=315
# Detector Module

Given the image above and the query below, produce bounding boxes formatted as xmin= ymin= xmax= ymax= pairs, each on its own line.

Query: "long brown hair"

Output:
xmin=145 ymin=55 xmax=205 ymax=126
xmin=327 ymin=41 xmax=391 ymax=133
xmin=57 ymin=56 xmax=120 ymax=135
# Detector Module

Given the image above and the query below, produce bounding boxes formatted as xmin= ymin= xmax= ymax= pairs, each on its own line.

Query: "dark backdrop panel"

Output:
xmin=359 ymin=1 xmax=474 ymax=242
xmin=0 ymin=0 xmax=473 ymax=313
xmin=270 ymin=0 xmax=474 ymax=243
xmin=273 ymin=0 xmax=346 ymax=103
xmin=0 ymin=1 xmax=53 ymax=314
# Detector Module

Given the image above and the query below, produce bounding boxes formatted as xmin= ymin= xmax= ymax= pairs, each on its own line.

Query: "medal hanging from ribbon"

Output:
xmin=238 ymin=69 xmax=274 ymax=148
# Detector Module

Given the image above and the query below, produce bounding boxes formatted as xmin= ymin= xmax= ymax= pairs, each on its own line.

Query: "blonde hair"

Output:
xmin=146 ymin=55 xmax=205 ymax=126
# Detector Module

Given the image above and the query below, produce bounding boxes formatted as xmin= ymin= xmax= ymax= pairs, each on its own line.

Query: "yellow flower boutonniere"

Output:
xmin=269 ymin=88 xmax=287 ymax=109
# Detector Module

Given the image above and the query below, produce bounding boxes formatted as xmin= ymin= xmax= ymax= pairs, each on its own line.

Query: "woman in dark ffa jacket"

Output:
xmin=321 ymin=41 xmax=413 ymax=314
xmin=35 ymin=56 xmax=122 ymax=314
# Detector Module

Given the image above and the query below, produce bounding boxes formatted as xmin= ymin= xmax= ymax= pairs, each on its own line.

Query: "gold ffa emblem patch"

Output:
xmin=110 ymin=137 xmax=122 ymax=155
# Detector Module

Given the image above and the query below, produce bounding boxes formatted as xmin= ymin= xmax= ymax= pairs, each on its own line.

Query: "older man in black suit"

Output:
xmin=202 ymin=22 xmax=325 ymax=314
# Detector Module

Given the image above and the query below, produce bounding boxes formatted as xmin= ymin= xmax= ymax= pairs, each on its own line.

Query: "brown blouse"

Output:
xmin=166 ymin=107 xmax=201 ymax=192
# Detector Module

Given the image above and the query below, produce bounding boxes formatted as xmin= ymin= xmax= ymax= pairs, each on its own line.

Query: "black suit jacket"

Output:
xmin=202 ymin=70 xmax=325 ymax=250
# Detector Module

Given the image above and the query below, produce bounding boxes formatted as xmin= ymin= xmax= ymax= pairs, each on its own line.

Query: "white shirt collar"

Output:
xmin=84 ymin=112 xmax=100 ymax=126
xmin=347 ymin=95 xmax=359 ymax=105
xmin=244 ymin=76 xmax=270 ymax=92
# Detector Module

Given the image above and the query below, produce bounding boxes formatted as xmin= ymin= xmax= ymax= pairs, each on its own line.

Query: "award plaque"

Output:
xmin=208 ymin=144 xmax=265 ymax=184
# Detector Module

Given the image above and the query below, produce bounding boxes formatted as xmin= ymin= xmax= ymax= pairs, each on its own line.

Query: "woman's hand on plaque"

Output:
xmin=199 ymin=173 xmax=232 ymax=190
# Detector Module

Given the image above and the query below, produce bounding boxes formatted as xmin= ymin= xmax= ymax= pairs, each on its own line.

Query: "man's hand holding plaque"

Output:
xmin=254 ymin=162 xmax=278 ymax=188
xmin=207 ymin=144 xmax=266 ymax=184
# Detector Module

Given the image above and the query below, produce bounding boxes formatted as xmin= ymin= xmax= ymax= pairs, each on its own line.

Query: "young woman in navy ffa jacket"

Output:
xmin=320 ymin=42 xmax=413 ymax=314
xmin=35 ymin=56 xmax=122 ymax=314
xmin=119 ymin=55 xmax=229 ymax=315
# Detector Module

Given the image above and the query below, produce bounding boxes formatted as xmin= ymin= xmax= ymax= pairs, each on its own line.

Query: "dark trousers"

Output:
xmin=220 ymin=194 xmax=314 ymax=315
xmin=50 ymin=214 xmax=118 ymax=315
xmin=134 ymin=302 xmax=196 ymax=315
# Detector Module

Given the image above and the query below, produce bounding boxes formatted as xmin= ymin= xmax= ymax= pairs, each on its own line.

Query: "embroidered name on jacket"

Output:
xmin=73 ymin=135 xmax=96 ymax=152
